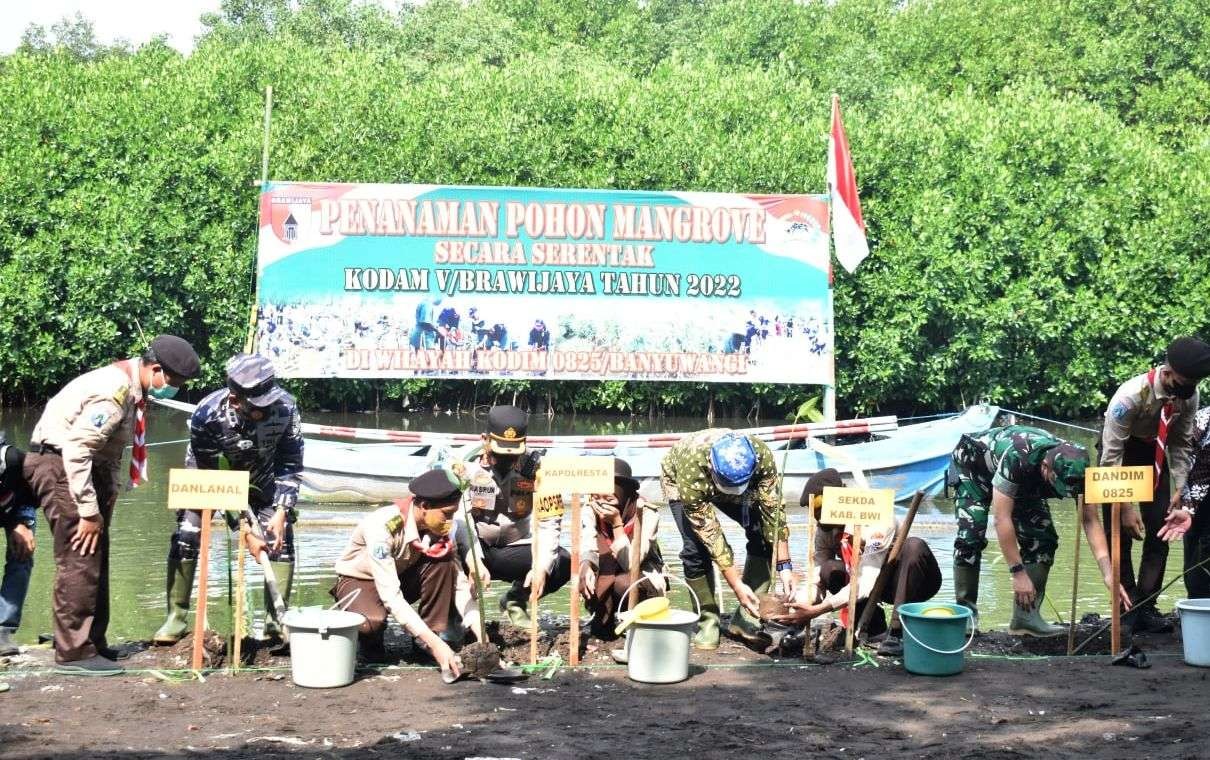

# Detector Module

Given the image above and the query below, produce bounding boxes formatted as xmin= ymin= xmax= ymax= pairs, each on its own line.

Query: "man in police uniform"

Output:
xmin=950 ymin=425 xmax=1117 ymax=636
xmin=153 ymin=353 xmax=305 ymax=644
xmin=463 ymin=405 xmax=570 ymax=627
xmin=0 ymin=434 xmax=36 ymax=656
xmin=662 ymin=429 xmax=794 ymax=650
xmin=24 ymin=335 xmax=200 ymax=674
xmin=1101 ymin=336 xmax=1210 ymax=632
xmin=332 ymin=468 xmax=464 ymax=675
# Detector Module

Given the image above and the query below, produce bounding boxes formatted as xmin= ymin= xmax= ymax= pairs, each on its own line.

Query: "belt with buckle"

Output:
xmin=30 ymin=443 xmax=62 ymax=456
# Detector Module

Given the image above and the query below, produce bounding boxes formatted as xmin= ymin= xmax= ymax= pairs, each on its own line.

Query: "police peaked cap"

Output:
xmin=486 ymin=405 xmax=528 ymax=454
xmin=800 ymin=467 xmax=844 ymax=505
xmin=409 ymin=468 xmax=464 ymax=503
xmin=149 ymin=335 xmax=201 ymax=380
xmin=1166 ymin=336 xmax=1210 ymax=380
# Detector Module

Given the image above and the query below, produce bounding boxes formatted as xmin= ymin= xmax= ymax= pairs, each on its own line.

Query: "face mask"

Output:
xmin=1170 ymin=382 xmax=1198 ymax=400
xmin=148 ymin=369 xmax=179 ymax=400
xmin=422 ymin=509 xmax=453 ymax=537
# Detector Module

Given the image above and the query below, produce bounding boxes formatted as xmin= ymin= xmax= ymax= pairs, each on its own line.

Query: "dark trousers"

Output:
xmin=172 ymin=504 xmax=296 ymax=562
xmin=819 ymin=537 xmax=941 ymax=634
xmin=1185 ymin=508 xmax=1210 ymax=599
xmin=480 ymin=543 xmax=571 ymax=598
xmin=331 ymin=552 xmax=459 ymax=651
xmin=1102 ymin=437 xmax=1170 ymax=609
xmin=583 ymin=553 xmax=660 ymax=632
xmin=24 ymin=452 xmax=116 ymax=663
xmin=670 ymin=499 xmax=772 ymax=579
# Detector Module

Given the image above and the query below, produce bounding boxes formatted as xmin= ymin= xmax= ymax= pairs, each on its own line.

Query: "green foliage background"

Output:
xmin=1 ymin=0 xmax=1208 ymax=418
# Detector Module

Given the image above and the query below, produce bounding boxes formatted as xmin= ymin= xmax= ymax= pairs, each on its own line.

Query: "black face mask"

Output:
xmin=1169 ymin=382 xmax=1198 ymax=400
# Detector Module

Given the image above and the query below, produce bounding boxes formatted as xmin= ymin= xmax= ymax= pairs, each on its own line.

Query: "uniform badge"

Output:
xmin=112 ymin=385 xmax=129 ymax=407
xmin=90 ymin=412 xmax=109 ymax=429
xmin=503 ymin=427 xmax=517 ymax=440
xmin=372 ymin=542 xmax=391 ymax=560
xmin=514 ymin=479 xmax=534 ymax=493
xmin=1111 ymin=402 xmax=1129 ymax=421
xmin=386 ymin=514 xmax=404 ymax=535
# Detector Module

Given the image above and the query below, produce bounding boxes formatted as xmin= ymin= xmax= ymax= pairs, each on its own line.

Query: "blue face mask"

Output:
xmin=148 ymin=370 xmax=180 ymax=400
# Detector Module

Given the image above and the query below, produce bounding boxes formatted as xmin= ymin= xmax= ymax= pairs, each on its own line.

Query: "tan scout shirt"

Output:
xmin=30 ymin=360 xmax=142 ymax=518
xmin=1101 ymin=369 xmax=1199 ymax=491
xmin=333 ymin=501 xmax=434 ymax=637
xmin=578 ymin=498 xmax=662 ymax=574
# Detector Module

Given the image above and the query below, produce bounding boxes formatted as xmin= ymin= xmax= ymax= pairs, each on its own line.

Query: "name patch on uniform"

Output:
xmin=386 ymin=514 xmax=404 ymax=535
xmin=372 ymin=542 xmax=391 ymax=560
xmin=514 ymin=479 xmax=534 ymax=493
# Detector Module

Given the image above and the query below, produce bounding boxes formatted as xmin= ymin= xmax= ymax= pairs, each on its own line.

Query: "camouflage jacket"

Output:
xmin=660 ymin=429 xmax=786 ymax=569
xmin=968 ymin=425 xmax=1065 ymax=501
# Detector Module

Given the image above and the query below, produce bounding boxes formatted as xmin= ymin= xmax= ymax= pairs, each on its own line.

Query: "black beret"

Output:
xmin=150 ymin=335 xmax=201 ymax=380
xmin=487 ymin=405 xmax=528 ymax=454
xmin=800 ymin=467 xmax=844 ymax=505
xmin=1166 ymin=336 xmax=1210 ymax=380
xmin=409 ymin=468 xmax=463 ymax=503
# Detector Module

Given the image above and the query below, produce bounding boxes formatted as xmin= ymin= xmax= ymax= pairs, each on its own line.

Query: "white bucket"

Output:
xmin=1176 ymin=598 xmax=1210 ymax=667
xmin=281 ymin=606 xmax=366 ymax=688
xmin=619 ymin=575 xmax=701 ymax=684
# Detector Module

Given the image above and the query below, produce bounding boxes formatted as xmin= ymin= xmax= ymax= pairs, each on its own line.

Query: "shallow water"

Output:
xmin=0 ymin=405 xmax=1188 ymax=644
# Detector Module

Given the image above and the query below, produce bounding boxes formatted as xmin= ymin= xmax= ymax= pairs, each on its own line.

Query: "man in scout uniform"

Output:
xmin=332 ymin=467 xmax=464 ymax=675
xmin=24 ymin=334 xmax=200 ymax=674
xmin=662 ymin=429 xmax=794 ymax=650
xmin=464 ymin=405 xmax=570 ymax=627
xmin=153 ymin=353 xmax=305 ymax=645
xmin=0 ymin=434 xmax=36 ymax=656
xmin=950 ymin=425 xmax=1113 ymax=636
xmin=777 ymin=469 xmax=942 ymax=657
xmin=1100 ymin=336 xmax=1210 ymax=632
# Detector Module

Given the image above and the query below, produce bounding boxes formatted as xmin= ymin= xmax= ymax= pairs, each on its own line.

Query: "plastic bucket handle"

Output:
xmin=619 ymin=573 xmax=701 ymax=619
xmin=899 ymin=615 xmax=976 ymax=656
xmin=331 ymin=588 xmax=362 ymax=612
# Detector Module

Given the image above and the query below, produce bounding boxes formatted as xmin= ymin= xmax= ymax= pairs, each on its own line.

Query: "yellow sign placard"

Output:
xmin=821 ymin=486 xmax=894 ymax=527
xmin=534 ymin=491 xmax=565 ymax=520
xmin=1084 ymin=466 xmax=1154 ymax=504
xmin=167 ymin=468 xmax=251 ymax=512
xmin=537 ymin=456 xmax=614 ymax=495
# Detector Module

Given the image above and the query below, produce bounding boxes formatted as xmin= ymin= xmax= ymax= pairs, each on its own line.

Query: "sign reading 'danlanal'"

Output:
xmin=167 ymin=469 xmax=251 ymax=512
xmin=821 ymin=486 xmax=895 ymax=527
xmin=536 ymin=456 xmax=615 ymax=495
xmin=254 ymin=182 xmax=833 ymax=385
xmin=1083 ymin=466 xmax=1154 ymax=505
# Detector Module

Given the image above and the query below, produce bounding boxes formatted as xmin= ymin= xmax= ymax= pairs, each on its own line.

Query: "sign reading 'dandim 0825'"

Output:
xmin=821 ymin=486 xmax=895 ymax=527
xmin=537 ymin=456 xmax=615 ymax=495
xmin=167 ymin=469 xmax=251 ymax=512
xmin=253 ymin=182 xmax=833 ymax=385
xmin=1083 ymin=466 xmax=1154 ymax=505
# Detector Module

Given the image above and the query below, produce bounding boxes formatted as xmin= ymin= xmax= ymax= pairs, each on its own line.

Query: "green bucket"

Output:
xmin=897 ymin=602 xmax=974 ymax=676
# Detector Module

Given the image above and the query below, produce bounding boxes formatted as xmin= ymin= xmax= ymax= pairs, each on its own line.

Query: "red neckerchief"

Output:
xmin=117 ymin=359 xmax=146 ymax=488
xmin=394 ymin=497 xmax=452 ymax=559
xmin=1147 ymin=368 xmax=1174 ymax=483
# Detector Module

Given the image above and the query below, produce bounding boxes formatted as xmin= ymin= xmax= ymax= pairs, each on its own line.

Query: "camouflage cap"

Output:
xmin=225 ymin=353 xmax=287 ymax=407
xmin=1044 ymin=442 xmax=1089 ymax=498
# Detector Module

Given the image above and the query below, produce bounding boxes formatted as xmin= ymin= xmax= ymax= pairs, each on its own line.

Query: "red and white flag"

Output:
xmin=827 ymin=95 xmax=869 ymax=273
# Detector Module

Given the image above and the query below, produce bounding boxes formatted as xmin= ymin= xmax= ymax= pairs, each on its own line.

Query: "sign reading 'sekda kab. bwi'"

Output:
xmin=254 ymin=182 xmax=833 ymax=385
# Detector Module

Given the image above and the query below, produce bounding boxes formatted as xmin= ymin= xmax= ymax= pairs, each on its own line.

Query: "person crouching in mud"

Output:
xmin=774 ymin=469 xmax=942 ymax=657
xmin=330 ymin=468 xmax=465 ymax=676
xmin=577 ymin=458 xmax=664 ymax=638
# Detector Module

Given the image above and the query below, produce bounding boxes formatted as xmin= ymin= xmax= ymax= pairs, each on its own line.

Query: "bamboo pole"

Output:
xmin=569 ymin=494 xmax=581 ymax=666
xmin=190 ymin=510 xmax=213 ymax=671
xmin=1067 ymin=496 xmax=1084 ymax=656
xmin=844 ymin=525 xmax=862 ymax=655
xmin=1111 ymin=502 xmax=1121 ymax=655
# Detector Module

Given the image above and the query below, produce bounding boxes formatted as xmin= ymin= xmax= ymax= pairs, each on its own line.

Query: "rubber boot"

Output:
xmin=953 ymin=562 xmax=981 ymax=634
xmin=724 ymin=556 xmax=771 ymax=646
xmin=685 ymin=574 xmax=720 ymax=650
xmin=262 ymin=561 xmax=294 ymax=641
xmin=1008 ymin=563 xmax=1065 ymax=637
xmin=0 ymin=627 xmax=18 ymax=656
xmin=499 ymin=582 xmax=532 ymax=628
xmin=153 ymin=556 xmax=197 ymax=645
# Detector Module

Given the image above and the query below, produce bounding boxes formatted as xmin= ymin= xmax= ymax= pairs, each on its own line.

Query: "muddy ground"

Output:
xmin=1 ymin=617 xmax=1205 ymax=760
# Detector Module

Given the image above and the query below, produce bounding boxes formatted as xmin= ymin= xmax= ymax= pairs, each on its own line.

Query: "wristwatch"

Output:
xmin=1008 ymin=563 xmax=1026 ymax=575
xmin=776 ymin=560 xmax=794 ymax=572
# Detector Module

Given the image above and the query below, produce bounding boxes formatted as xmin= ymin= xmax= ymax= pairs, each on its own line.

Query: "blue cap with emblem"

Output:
xmin=709 ymin=432 xmax=757 ymax=495
xmin=226 ymin=353 xmax=288 ymax=407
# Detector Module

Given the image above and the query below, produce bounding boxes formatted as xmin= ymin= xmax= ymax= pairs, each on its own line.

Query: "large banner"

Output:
xmin=255 ymin=182 xmax=833 ymax=384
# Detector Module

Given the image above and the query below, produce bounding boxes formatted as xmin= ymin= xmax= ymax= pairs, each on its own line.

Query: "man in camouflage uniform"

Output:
xmin=951 ymin=425 xmax=1105 ymax=636
xmin=153 ymin=353 xmax=304 ymax=644
xmin=662 ymin=429 xmax=793 ymax=649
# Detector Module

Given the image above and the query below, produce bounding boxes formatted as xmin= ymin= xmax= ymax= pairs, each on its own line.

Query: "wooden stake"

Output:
xmin=568 ymin=494 xmax=581 ymax=666
xmin=1110 ymin=502 xmax=1121 ymax=655
xmin=628 ymin=505 xmax=643 ymax=611
xmin=856 ymin=490 xmax=924 ymax=643
xmin=845 ymin=525 xmax=862 ymax=655
xmin=804 ymin=505 xmax=816 ymax=658
xmin=1067 ymin=496 xmax=1083 ymax=656
xmin=529 ymin=523 xmax=540 ymax=665
xmin=190 ymin=509 xmax=213 ymax=671
xmin=234 ymin=522 xmax=247 ymax=671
